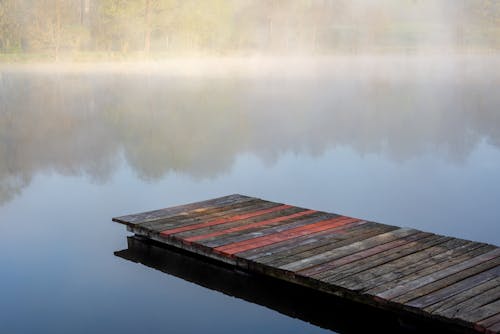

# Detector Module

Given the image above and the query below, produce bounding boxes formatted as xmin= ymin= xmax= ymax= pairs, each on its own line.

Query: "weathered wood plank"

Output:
xmin=113 ymin=194 xmax=253 ymax=225
xmin=261 ymin=225 xmax=397 ymax=268
xmin=477 ymin=313 xmax=500 ymax=333
xmin=406 ymin=266 xmax=500 ymax=309
xmin=113 ymin=194 xmax=500 ymax=333
xmin=426 ymin=278 xmax=500 ymax=314
xmin=216 ymin=217 xmax=362 ymax=256
xmin=391 ymin=257 xmax=500 ymax=305
xmin=364 ymin=243 xmax=493 ymax=295
xmin=297 ymin=232 xmax=432 ymax=277
xmin=185 ymin=208 xmax=317 ymax=243
xmin=456 ymin=300 xmax=500 ymax=324
xmin=238 ymin=221 xmax=386 ymax=260
xmin=171 ymin=206 xmax=308 ymax=239
xmin=319 ymin=235 xmax=453 ymax=281
xmin=435 ymin=284 xmax=500 ymax=319
xmin=212 ymin=217 xmax=363 ymax=257
xmin=321 ymin=235 xmax=451 ymax=285
xmin=203 ymin=213 xmax=336 ymax=248
xmin=193 ymin=212 xmax=336 ymax=247
xmin=329 ymin=238 xmax=475 ymax=290
xmin=280 ymin=228 xmax=418 ymax=272
xmin=247 ymin=221 xmax=384 ymax=264
xmin=485 ymin=321 xmax=500 ymax=334
xmin=160 ymin=204 xmax=292 ymax=236
xmin=260 ymin=223 xmax=396 ymax=267
xmin=376 ymin=248 xmax=500 ymax=301
xmin=136 ymin=198 xmax=273 ymax=232
xmin=147 ymin=200 xmax=280 ymax=232
xmin=201 ymin=213 xmax=332 ymax=249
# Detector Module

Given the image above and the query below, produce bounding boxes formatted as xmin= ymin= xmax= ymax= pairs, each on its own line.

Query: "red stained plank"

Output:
xmin=159 ymin=204 xmax=291 ymax=236
xmin=215 ymin=217 xmax=361 ymax=256
xmin=183 ymin=209 xmax=318 ymax=243
xmin=218 ymin=216 xmax=358 ymax=253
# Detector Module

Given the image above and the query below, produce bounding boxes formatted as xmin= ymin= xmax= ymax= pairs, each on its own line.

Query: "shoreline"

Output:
xmin=0 ymin=54 xmax=498 ymax=79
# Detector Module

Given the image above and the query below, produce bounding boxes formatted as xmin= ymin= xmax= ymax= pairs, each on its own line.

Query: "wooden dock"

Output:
xmin=113 ymin=194 xmax=500 ymax=333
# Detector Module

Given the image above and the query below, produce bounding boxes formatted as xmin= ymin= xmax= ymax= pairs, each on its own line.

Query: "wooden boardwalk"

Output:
xmin=113 ymin=194 xmax=500 ymax=333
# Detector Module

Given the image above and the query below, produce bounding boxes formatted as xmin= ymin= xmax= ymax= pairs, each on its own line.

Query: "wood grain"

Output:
xmin=114 ymin=194 xmax=500 ymax=333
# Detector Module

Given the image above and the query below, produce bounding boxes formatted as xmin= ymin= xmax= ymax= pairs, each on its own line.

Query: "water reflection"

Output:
xmin=115 ymin=236 xmax=465 ymax=334
xmin=0 ymin=56 xmax=499 ymax=205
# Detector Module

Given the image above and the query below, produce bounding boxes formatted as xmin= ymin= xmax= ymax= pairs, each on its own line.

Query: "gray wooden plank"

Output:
xmin=112 ymin=194 xmax=253 ymax=225
xmin=406 ymin=266 xmax=500 ymax=309
xmin=244 ymin=220 xmax=379 ymax=263
xmin=330 ymin=238 xmax=476 ymax=291
xmin=426 ymin=278 xmax=500 ymax=314
xmin=147 ymin=200 xmax=280 ymax=232
xmin=236 ymin=225 xmax=343 ymax=260
xmin=376 ymin=247 xmax=500 ymax=301
xmin=178 ymin=206 xmax=309 ymax=240
xmin=365 ymin=244 xmax=493 ymax=295
xmin=486 ymin=321 xmax=500 ymax=334
xmin=477 ymin=313 xmax=500 ymax=333
xmin=321 ymin=235 xmax=451 ymax=284
xmin=258 ymin=223 xmax=391 ymax=266
xmin=298 ymin=231 xmax=432 ymax=277
xmin=320 ymin=235 xmax=455 ymax=282
xmin=434 ymin=284 xmax=500 ymax=319
xmin=260 ymin=223 xmax=396 ymax=267
xmin=456 ymin=299 xmax=500 ymax=324
xmin=392 ymin=254 xmax=500 ymax=304
xmin=141 ymin=199 xmax=273 ymax=230
xmin=203 ymin=212 xmax=336 ymax=248
xmin=280 ymin=228 xmax=418 ymax=272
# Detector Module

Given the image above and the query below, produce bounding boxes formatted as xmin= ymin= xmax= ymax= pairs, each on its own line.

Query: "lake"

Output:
xmin=1 ymin=56 xmax=499 ymax=333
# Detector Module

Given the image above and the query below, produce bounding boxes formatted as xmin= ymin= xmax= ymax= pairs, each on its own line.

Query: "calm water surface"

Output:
xmin=1 ymin=56 xmax=499 ymax=333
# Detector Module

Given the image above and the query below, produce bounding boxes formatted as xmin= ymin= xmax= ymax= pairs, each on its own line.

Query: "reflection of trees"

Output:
xmin=0 ymin=58 xmax=499 ymax=204
xmin=99 ymin=76 xmax=250 ymax=180
xmin=0 ymin=71 xmax=120 ymax=202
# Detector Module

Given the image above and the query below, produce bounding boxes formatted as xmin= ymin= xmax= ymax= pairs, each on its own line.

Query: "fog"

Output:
xmin=0 ymin=0 xmax=499 ymax=60
xmin=1 ymin=3 xmax=500 ymax=333
xmin=1 ymin=55 xmax=499 ymax=204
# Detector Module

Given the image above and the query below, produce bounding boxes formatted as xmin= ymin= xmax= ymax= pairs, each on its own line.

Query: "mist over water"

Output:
xmin=1 ymin=56 xmax=499 ymax=202
xmin=0 ymin=55 xmax=499 ymax=244
xmin=1 ymin=3 xmax=500 ymax=332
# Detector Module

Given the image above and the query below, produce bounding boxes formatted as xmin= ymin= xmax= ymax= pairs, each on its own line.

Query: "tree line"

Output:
xmin=0 ymin=0 xmax=499 ymax=59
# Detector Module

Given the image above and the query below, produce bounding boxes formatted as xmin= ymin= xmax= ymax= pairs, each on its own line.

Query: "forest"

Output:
xmin=0 ymin=0 xmax=499 ymax=60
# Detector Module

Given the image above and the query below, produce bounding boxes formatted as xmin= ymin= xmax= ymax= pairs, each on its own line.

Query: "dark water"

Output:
xmin=1 ymin=57 xmax=499 ymax=333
